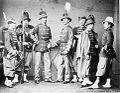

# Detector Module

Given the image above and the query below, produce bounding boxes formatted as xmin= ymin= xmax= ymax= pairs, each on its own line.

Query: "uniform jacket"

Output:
xmin=56 ymin=25 xmax=73 ymax=54
xmin=72 ymin=26 xmax=86 ymax=52
xmin=2 ymin=28 xmax=18 ymax=56
xmin=16 ymin=24 xmax=34 ymax=52
xmin=30 ymin=23 xmax=52 ymax=52
xmin=88 ymin=30 xmax=98 ymax=56
xmin=100 ymin=28 xmax=114 ymax=57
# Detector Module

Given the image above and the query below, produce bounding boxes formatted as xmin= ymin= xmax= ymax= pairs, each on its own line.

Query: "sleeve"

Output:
xmin=4 ymin=31 xmax=14 ymax=52
xmin=106 ymin=31 xmax=114 ymax=49
xmin=49 ymin=27 xmax=52 ymax=40
xmin=66 ymin=27 xmax=73 ymax=52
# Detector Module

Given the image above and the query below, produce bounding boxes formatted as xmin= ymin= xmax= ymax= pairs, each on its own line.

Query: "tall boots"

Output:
xmin=12 ymin=73 xmax=29 ymax=83
xmin=81 ymin=77 xmax=93 ymax=87
xmin=23 ymin=73 xmax=29 ymax=83
xmin=102 ymin=78 xmax=111 ymax=88
xmin=12 ymin=74 xmax=19 ymax=83
xmin=89 ymin=77 xmax=100 ymax=88
xmin=4 ymin=77 xmax=13 ymax=88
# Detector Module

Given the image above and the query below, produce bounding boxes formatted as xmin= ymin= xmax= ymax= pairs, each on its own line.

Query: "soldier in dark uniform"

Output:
xmin=12 ymin=11 xmax=34 ymax=83
xmin=30 ymin=9 xmax=52 ymax=84
xmin=53 ymin=12 xmax=73 ymax=84
xmin=89 ymin=17 xmax=114 ymax=88
xmin=71 ymin=16 xmax=86 ymax=82
xmin=2 ymin=19 xmax=18 ymax=88
xmin=78 ymin=15 xmax=98 ymax=87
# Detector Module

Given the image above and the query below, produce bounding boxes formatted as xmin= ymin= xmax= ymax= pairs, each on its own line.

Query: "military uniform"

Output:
xmin=89 ymin=17 xmax=114 ymax=89
xmin=16 ymin=24 xmax=34 ymax=72
xmin=31 ymin=23 xmax=52 ymax=81
xmin=96 ymin=28 xmax=114 ymax=77
xmin=56 ymin=25 xmax=73 ymax=82
xmin=72 ymin=26 xmax=86 ymax=81
xmin=2 ymin=28 xmax=18 ymax=78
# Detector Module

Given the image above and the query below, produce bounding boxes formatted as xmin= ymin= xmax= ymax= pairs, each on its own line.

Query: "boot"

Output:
xmin=12 ymin=74 xmax=19 ymax=83
xmin=24 ymin=73 xmax=29 ymax=83
xmin=89 ymin=77 xmax=100 ymax=89
xmin=71 ymin=75 xmax=78 ymax=82
xmin=102 ymin=78 xmax=111 ymax=88
xmin=79 ymin=77 xmax=83 ymax=83
xmin=4 ymin=77 xmax=13 ymax=88
xmin=85 ymin=77 xmax=93 ymax=85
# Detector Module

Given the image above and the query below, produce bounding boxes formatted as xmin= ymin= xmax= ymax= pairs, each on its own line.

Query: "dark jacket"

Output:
xmin=16 ymin=24 xmax=34 ymax=52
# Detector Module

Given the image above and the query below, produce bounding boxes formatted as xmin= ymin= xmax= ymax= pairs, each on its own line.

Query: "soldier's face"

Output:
xmin=9 ymin=23 xmax=16 ymax=29
xmin=62 ymin=18 xmax=69 ymax=25
xmin=103 ymin=22 xmax=110 ymax=29
xmin=40 ymin=17 xmax=47 ymax=24
xmin=79 ymin=19 xmax=86 ymax=26
xmin=87 ymin=24 xmax=94 ymax=30
xmin=23 ymin=20 xmax=29 ymax=26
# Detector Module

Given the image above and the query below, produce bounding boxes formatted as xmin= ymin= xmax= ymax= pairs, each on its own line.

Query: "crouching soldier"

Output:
xmin=30 ymin=9 xmax=52 ymax=84
xmin=2 ymin=19 xmax=18 ymax=88
xmin=12 ymin=11 xmax=34 ymax=83
xmin=50 ymin=12 xmax=73 ymax=84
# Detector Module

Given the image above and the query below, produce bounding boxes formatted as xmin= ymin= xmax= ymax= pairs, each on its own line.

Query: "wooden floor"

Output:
xmin=0 ymin=80 xmax=120 ymax=93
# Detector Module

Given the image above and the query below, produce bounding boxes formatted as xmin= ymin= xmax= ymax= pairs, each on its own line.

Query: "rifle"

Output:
xmin=20 ymin=11 xmax=25 ymax=84
xmin=105 ymin=48 xmax=120 ymax=63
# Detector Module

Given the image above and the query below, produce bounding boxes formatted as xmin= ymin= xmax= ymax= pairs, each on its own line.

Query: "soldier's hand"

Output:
xmin=85 ymin=55 xmax=90 ymax=60
xmin=95 ymin=45 xmax=99 ymax=48
xmin=104 ymin=45 xmax=107 ymax=50
xmin=47 ymin=43 xmax=52 ymax=49
xmin=23 ymin=42 xmax=29 ymax=45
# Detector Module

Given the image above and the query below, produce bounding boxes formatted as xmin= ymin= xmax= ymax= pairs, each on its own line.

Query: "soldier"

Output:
xmin=77 ymin=15 xmax=98 ymax=87
xmin=71 ymin=16 xmax=86 ymax=82
xmin=12 ymin=11 xmax=34 ymax=83
xmin=89 ymin=17 xmax=114 ymax=88
xmin=2 ymin=19 xmax=18 ymax=88
xmin=30 ymin=9 xmax=52 ymax=84
xmin=52 ymin=12 xmax=73 ymax=84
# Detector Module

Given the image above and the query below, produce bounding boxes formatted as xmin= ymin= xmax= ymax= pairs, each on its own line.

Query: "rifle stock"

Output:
xmin=20 ymin=13 xmax=25 ymax=84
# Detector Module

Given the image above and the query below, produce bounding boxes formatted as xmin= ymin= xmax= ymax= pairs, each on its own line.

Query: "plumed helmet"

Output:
xmin=61 ymin=11 xmax=72 ymax=22
xmin=38 ymin=8 xmax=48 ymax=20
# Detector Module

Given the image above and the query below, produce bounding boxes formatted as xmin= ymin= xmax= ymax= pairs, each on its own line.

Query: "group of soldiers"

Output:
xmin=0 ymin=9 xmax=115 ymax=89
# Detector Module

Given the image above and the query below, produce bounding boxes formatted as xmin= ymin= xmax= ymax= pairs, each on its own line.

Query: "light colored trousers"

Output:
xmin=77 ymin=55 xmax=91 ymax=78
xmin=55 ymin=54 xmax=70 ymax=81
xmin=34 ymin=52 xmax=51 ymax=80
xmin=3 ymin=57 xmax=17 ymax=77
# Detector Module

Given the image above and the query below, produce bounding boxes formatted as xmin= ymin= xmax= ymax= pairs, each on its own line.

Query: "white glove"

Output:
xmin=47 ymin=43 xmax=52 ymax=49
xmin=95 ymin=45 xmax=99 ymax=48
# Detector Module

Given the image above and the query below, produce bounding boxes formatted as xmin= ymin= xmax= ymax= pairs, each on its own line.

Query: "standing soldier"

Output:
xmin=77 ymin=15 xmax=98 ymax=87
xmin=2 ymin=19 xmax=18 ymax=88
xmin=12 ymin=11 xmax=34 ymax=83
xmin=71 ymin=16 xmax=86 ymax=82
xmin=30 ymin=9 xmax=52 ymax=84
xmin=53 ymin=12 xmax=73 ymax=83
xmin=89 ymin=17 xmax=114 ymax=88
